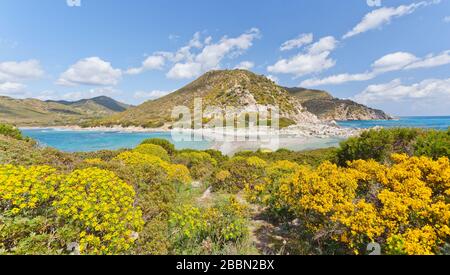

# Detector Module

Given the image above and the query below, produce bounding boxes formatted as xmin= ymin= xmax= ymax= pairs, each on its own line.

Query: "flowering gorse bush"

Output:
xmin=248 ymin=154 xmax=450 ymax=255
xmin=0 ymin=165 xmax=144 ymax=255
xmin=114 ymin=151 xmax=191 ymax=185
xmin=133 ymin=144 xmax=170 ymax=161
xmin=53 ymin=168 xmax=144 ymax=254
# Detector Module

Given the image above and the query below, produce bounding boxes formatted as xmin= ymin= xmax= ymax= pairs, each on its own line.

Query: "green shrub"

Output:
xmin=0 ymin=124 xmax=24 ymax=140
xmin=173 ymin=151 xmax=217 ymax=180
xmin=140 ymin=138 xmax=176 ymax=155
xmin=414 ymin=128 xmax=450 ymax=159
xmin=168 ymin=197 xmax=248 ymax=254
xmin=336 ymin=128 xmax=423 ymax=165
xmin=211 ymin=156 xmax=267 ymax=193
xmin=234 ymin=147 xmax=337 ymax=167
xmin=133 ymin=144 xmax=170 ymax=161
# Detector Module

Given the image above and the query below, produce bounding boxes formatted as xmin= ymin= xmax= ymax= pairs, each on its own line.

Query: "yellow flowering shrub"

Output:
xmin=0 ymin=165 xmax=62 ymax=215
xmin=0 ymin=165 xmax=144 ymax=255
xmin=248 ymin=154 xmax=450 ymax=255
xmin=114 ymin=151 xmax=191 ymax=185
xmin=53 ymin=168 xmax=144 ymax=254
xmin=133 ymin=144 xmax=170 ymax=161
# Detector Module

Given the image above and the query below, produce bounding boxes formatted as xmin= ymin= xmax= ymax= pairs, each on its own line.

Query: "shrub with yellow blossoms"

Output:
xmin=248 ymin=154 xmax=450 ymax=255
xmin=0 ymin=165 xmax=62 ymax=215
xmin=114 ymin=151 xmax=191 ymax=185
xmin=0 ymin=165 xmax=144 ymax=255
xmin=53 ymin=168 xmax=144 ymax=254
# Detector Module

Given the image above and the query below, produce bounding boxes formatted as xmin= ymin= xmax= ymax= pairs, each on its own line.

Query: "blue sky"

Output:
xmin=0 ymin=0 xmax=449 ymax=116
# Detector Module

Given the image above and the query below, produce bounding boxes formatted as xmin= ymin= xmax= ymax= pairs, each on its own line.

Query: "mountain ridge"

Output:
xmin=93 ymin=69 xmax=320 ymax=128
xmin=286 ymin=87 xmax=392 ymax=121
xmin=0 ymin=95 xmax=131 ymax=126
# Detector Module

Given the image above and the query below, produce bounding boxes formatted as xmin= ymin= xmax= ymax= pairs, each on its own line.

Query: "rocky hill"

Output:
xmin=0 ymin=96 xmax=131 ymax=126
xmin=287 ymin=87 xmax=392 ymax=121
xmin=95 ymin=70 xmax=320 ymax=128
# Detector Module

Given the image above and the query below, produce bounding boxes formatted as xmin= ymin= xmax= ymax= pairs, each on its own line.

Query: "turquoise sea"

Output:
xmin=337 ymin=116 xmax=450 ymax=130
xmin=21 ymin=129 xmax=213 ymax=153
xmin=21 ymin=116 xmax=450 ymax=153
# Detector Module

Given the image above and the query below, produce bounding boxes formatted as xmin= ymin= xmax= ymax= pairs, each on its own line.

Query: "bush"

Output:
xmin=211 ymin=156 xmax=267 ymax=193
xmin=0 ymin=165 xmax=144 ymax=255
xmin=336 ymin=128 xmax=423 ymax=165
xmin=140 ymin=138 xmax=176 ymax=155
xmin=248 ymin=154 xmax=450 ymax=255
xmin=113 ymin=151 xmax=191 ymax=185
xmin=414 ymin=128 xmax=450 ymax=159
xmin=235 ymin=147 xmax=337 ymax=167
xmin=173 ymin=151 xmax=217 ymax=180
xmin=0 ymin=123 xmax=24 ymax=140
xmin=169 ymin=197 xmax=249 ymax=254
xmin=133 ymin=144 xmax=170 ymax=161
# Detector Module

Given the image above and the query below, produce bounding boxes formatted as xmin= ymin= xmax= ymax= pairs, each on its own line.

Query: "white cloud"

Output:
xmin=234 ymin=61 xmax=254 ymax=70
xmin=301 ymin=50 xmax=450 ymax=87
xmin=404 ymin=50 xmax=450 ymax=70
xmin=267 ymin=36 xmax=338 ymax=77
xmin=57 ymin=57 xmax=122 ymax=86
xmin=167 ymin=28 xmax=260 ymax=79
xmin=343 ymin=1 xmax=440 ymax=39
xmin=444 ymin=16 xmax=450 ymax=22
xmin=0 ymin=82 xmax=26 ymax=95
xmin=301 ymin=72 xmax=375 ymax=86
xmin=126 ymin=55 xmax=165 ymax=75
xmin=167 ymin=62 xmax=202 ymax=79
xmin=353 ymin=78 xmax=450 ymax=106
xmin=133 ymin=90 xmax=172 ymax=100
xmin=266 ymin=74 xmax=279 ymax=83
xmin=372 ymin=52 xmax=418 ymax=73
xmin=280 ymin=33 xmax=313 ymax=51
xmin=367 ymin=0 xmax=382 ymax=7
xmin=0 ymin=59 xmax=44 ymax=82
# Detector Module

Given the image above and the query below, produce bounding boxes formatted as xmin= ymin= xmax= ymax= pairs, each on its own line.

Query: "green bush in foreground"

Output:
xmin=336 ymin=128 xmax=450 ymax=165
xmin=169 ymin=197 xmax=249 ymax=255
xmin=414 ymin=128 xmax=450 ymax=159
xmin=0 ymin=123 xmax=24 ymax=140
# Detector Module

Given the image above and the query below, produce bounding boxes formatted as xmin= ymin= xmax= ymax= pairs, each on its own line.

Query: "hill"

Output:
xmin=47 ymin=96 xmax=132 ymax=115
xmin=0 ymin=96 xmax=131 ymax=126
xmin=287 ymin=87 xmax=392 ymax=121
xmin=95 ymin=70 xmax=320 ymax=128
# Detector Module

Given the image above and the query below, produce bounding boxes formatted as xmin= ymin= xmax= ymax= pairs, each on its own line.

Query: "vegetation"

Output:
xmin=0 ymin=96 xmax=130 ymax=127
xmin=287 ymin=87 xmax=392 ymax=121
xmin=247 ymin=154 xmax=450 ymax=255
xmin=0 ymin=123 xmax=449 ymax=255
xmin=336 ymin=128 xmax=450 ymax=165
xmin=0 ymin=124 xmax=24 ymax=140
xmin=93 ymin=70 xmax=305 ymax=128
xmin=140 ymin=138 xmax=176 ymax=155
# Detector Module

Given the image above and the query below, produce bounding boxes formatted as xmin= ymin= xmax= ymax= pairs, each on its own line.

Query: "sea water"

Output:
xmin=21 ymin=117 xmax=450 ymax=153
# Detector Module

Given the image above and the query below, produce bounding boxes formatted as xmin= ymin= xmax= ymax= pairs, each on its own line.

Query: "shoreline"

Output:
xmin=20 ymin=124 xmax=360 ymax=138
xmin=19 ymin=125 xmax=169 ymax=133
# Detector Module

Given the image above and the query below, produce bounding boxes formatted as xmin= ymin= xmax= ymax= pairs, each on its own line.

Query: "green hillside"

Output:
xmin=0 ymin=96 xmax=131 ymax=126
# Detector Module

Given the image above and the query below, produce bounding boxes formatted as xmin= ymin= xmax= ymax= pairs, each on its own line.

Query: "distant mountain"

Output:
xmin=0 ymin=96 xmax=131 ymax=126
xmin=47 ymin=96 xmax=133 ymax=115
xmin=287 ymin=87 xmax=392 ymax=121
xmin=94 ymin=69 xmax=320 ymax=128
